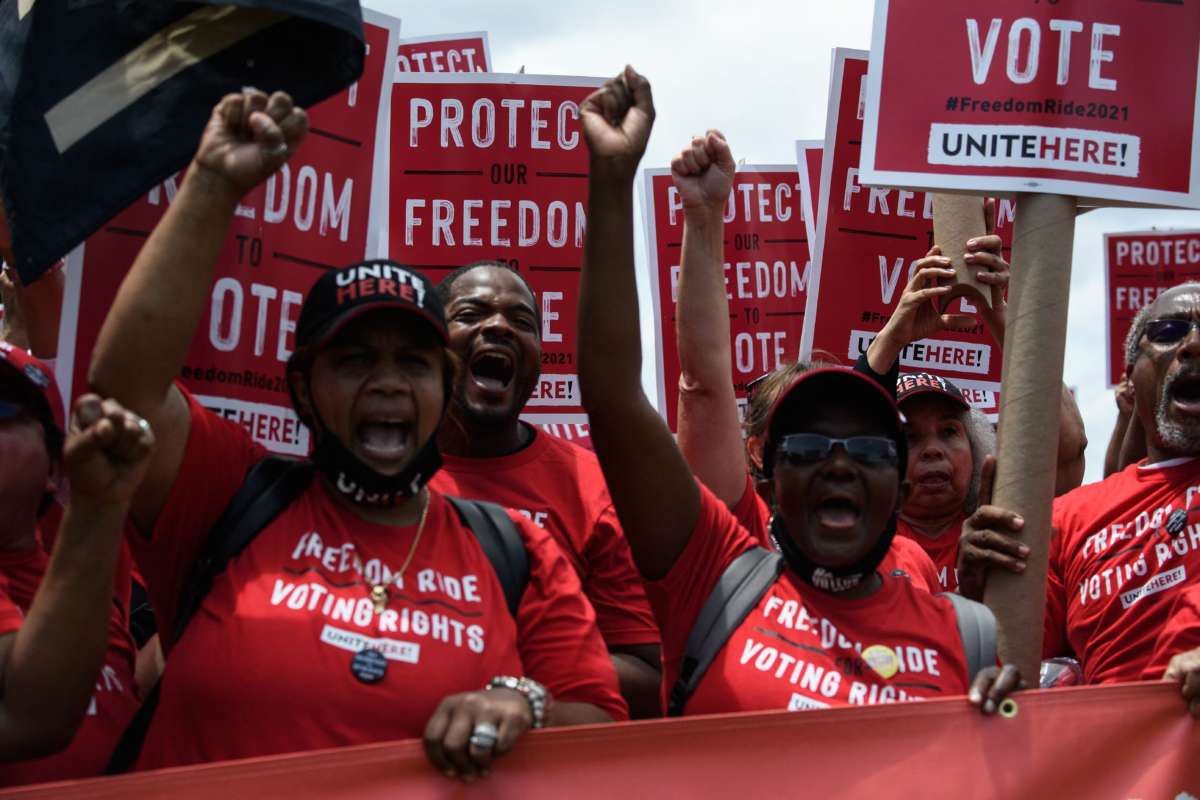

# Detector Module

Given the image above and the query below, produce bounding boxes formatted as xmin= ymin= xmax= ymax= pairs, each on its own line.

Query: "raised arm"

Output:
xmin=577 ymin=67 xmax=699 ymax=581
xmin=0 ymin=395 xmax=153 ymax=759
xmin=672 ymin=132 xmax=745 ymax=506
xmin=87 ymin=91 xmax=307 ymax=531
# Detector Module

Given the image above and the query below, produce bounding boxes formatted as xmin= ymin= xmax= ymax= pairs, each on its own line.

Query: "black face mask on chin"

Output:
xmin=297 ymin=370 xmax=444 ymax=508
xmin=771 ymin=513 xmax=897 ymax=593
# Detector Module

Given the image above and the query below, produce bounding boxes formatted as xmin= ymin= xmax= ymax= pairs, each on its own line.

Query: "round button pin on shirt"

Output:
xmin=351 ymin=648 xmax=388 ymax=684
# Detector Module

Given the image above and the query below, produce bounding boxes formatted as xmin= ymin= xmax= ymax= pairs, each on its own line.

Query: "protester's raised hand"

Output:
xmin=1162 ymin=648 xmax=1200 ymax=718
xmin=1115 ymin=375 xmax=1135 ymax=416
xmin=957 ymin=455 xmax=1028 ymax=601
xmin=965 ymin=198 xmax=1010 ymax=343
xmin=193 ymin=89 xmax=309 ymax=197
xmin=968 ymin=663 xmax=1024 ymax=715
xmin=64 ymin=394 xmax=155 ymax=506
xmin=580 ymin=66 xmax=655 ymax=177
xmin=423 ymin=688 xmax=532 ymax=782
xmin=671 ymin=130 xmax=734 ymax=214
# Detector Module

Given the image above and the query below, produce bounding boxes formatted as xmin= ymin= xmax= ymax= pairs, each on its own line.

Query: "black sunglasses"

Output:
xmin=776 ymin=433 xmax=898 ymax=467
xmin=1145 ymin=318 xmax=1200 ymax=346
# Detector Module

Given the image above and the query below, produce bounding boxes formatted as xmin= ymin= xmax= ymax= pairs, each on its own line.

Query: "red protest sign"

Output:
xmin=802 ymin=49 xmax=1013 ymax=418
xmin=1104 ymin=229 xmax=1200 ymax=385
xmin=387 ymin=73 xmax=603 ymax=443
xmin=643 ymin=166 xmax=811 ymax=429
xmin=861 ymin=0 xmax=1200 ymax=208
xmin=796 ymin=140 xmax=823 ymax=269
xmin=395 ymin=32 xmax=491 ymax=75
xmin=54 ymin=11 xmax=402 ymax=454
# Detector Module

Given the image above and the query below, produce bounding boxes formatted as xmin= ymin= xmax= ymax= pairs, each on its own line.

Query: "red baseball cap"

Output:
xmin=762 ymin=367 xmax=907 ymax=479
xmin=0 ymin=341 xmax=65 ymax=447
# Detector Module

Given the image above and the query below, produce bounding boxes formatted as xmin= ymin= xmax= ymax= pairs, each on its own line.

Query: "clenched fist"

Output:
xmin=192 ymin=89 xmax=309 ymax=198
xmin=580 ymin=66 xmax=655 ymax=178
xmin=64 ymin=394 xmax=155 ymax=507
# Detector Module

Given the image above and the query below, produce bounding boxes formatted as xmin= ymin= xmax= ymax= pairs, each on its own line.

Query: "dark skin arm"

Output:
xmin=0 ymin=395 xmax=154 ymax=759
xmin=610 ymin=645 xmax=662 ymax=719
xmin=87 ymin=90 xmax=308 ymax=533
xmin=956 ymin=455 xmax=1029 ymax=603
xmin=424 ymin=690 xmax=611 ymax=783
xmin=577 ymin=66 xmax=700 ymax=581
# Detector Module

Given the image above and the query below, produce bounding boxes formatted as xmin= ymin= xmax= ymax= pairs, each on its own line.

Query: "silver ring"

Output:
xmin=136 ymin=417 xmax=151 ymax=434
xmin=468 ymin=722 xmax=498 ymax=750
xmin=267 ymin=142 xmax=288 ymax=158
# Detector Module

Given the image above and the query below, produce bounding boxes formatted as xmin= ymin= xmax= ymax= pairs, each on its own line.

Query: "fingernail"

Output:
xmin=984 ymin=699 xmax=996 ymax=714
xmin=1014 ymin=515 xmax=1025 ymax=527
xmin=1016 ymin=562 xmax=1026 ymax=572
xmin=1018 ymin=545 xmax=1030 ymax=556
xmin=969 ymin=690 xmax=981 ymax=703
xmin=967 ymin=238 xmax=979 ymax=246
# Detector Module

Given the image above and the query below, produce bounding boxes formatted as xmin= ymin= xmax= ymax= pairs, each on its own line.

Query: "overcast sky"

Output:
xmin=367 ymin=0 xmax=1200 ymax=483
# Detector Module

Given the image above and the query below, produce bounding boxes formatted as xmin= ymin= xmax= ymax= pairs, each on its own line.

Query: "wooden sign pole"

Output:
xmin=982 ymin=192 xmax=1076 ymax=681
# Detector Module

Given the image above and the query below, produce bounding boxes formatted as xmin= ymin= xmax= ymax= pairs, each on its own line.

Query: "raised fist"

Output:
xmin=671 ymin=130 xmax=735 ymax=213
xmin=580 ymin=66 xmax=655 ymax=176
xmin=64 ymin=394 xmax=155 ymax=507
xmin=192 ymin=89 xmax=309 ymax=197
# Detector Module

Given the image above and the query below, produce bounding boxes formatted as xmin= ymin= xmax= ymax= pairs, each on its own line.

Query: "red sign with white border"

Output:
xmin=387 ymin=73 xmax=603 ymax=447
xmin=796 ymin=140 xmax=823 ymax=271
xmin=1104 ymin=229 xmax=1200 ymax=385
xmin=395 ymin=32 xmax=491 ymax=75
xmin=54 ymin=11 xmax=402 ymax=454
xmin=643 ymin=166 xmax=811 ymax=429
xmin=802 ymin=49 xmax=1013 ymax=420
xmin=860 ymin=0 xmax=1200 ymax=208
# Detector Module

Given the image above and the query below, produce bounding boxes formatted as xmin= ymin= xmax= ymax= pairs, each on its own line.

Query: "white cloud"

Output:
xmin=368 ymin=0 xmax=1200 ymax=483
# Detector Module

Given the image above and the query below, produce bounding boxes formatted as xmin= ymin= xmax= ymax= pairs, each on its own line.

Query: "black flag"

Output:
xmin=0 ymin=0 xmax=365 ymax=284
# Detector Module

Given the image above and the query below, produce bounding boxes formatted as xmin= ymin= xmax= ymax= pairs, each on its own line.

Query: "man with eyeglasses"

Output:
xmin=960 ymin=282 xmax=1200 ymax=691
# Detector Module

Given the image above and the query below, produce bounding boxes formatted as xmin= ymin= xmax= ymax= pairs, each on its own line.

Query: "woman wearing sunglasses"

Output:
xmin=666 ymin=130 xmax=939 ymax=593
xmin=576 ymin=67 xmax=1021 ymax=715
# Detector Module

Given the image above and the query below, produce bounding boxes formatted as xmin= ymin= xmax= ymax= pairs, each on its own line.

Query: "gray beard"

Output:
xmin=1155 ymin=371 xmax=1200 ymax=455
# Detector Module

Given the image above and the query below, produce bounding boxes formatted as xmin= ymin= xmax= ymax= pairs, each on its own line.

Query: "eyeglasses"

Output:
xmin=776 ymin=433 xmax=898 ymax=467
xmin=1145 ymin=318 xmax=1200 ymax=346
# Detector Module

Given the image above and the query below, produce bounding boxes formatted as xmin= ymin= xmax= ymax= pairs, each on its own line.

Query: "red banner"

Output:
xmin=386 ymin=73 xmax=603 ymax=445
xmin=53 ymin=11 xmax=402 ymax=452
xmin=802 ymin=49 xmax=1013 ymax=419
xmin=642 ymin=166 xmax=810 ymax=428
xmin=396 ymin=32 xmax=492 ymax=75
xmin=6 ymin=683 xmax=1197 ymax=798
xmin=1105 ymin=229 xmax=1200 ymax=385
xmin=860 ymin=0 xmax=1200 ymax=208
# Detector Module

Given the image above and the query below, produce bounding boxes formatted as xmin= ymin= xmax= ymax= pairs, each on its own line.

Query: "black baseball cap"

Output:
xmin=295 ymin=260 xmax=447 ymax=351
xmin=895 ymin=372 xmax=969 ymax=411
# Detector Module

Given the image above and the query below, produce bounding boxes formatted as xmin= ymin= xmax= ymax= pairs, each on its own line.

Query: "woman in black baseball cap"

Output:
xmin=88 ymin=89 xmax=624 ymax=781
xmin=575 ymin=67 xmax=1022 ymax=717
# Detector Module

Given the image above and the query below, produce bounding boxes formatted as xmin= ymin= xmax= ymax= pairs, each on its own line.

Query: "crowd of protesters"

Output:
xmin=2 ymin=66 xmax=1200 ymax=787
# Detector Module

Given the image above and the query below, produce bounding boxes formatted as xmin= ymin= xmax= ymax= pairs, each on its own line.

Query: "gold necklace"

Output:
xmin=363 ymin=490 xmax=431 ymax=614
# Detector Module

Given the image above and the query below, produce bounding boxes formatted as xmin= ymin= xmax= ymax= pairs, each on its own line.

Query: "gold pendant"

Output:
xmin=370 ymin=584 xmax=388 ymax=614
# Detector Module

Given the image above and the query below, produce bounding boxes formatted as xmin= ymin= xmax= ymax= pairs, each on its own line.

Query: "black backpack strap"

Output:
xmin=446 ymin=496 xmax=529 ymax=617
xmin=106 ymin=455 xmax=313 ymax=774
xmin=941 ymin=592 xmax=998 ymax=682
xmin=668 ymin=546 xmax=784 ymax=717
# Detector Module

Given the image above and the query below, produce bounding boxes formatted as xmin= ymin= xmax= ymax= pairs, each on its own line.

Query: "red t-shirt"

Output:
xmin=1145 ymin=583 xmax=1200 ymax=679
xmin=732 ymin=475 xmax=942 ymax=593
xmin=430 ymin=427 xmax=659 ymax=647
xmin=1047 ymin=458 xmax=1200 ymax=684
xmin=895 ymin=515 xmax=966 ymax=593
xmin=129 ymin=390 xmax=625 ymax=770
xmin=0 ymin=511 xmax=141 ymax=786
xmin=648 ymin=483 xmax=969 ymax=714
